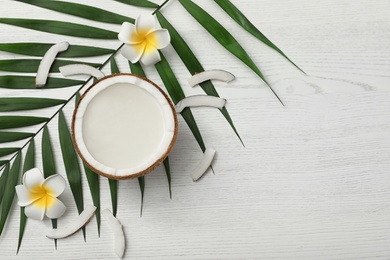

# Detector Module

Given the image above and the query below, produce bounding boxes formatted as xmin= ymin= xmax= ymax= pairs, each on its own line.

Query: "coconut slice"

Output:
xmin=102 ymin=209 xmax=125 ymax=258
xmin=46 ymin=205 xmax=96 ymax=239
xmin=175 ymin=95 xmax=226 ymax=113
xmin=191 ymin=147 xmax=216 ymax=181
xmin=72 ymin=74 xmax=178 ymax=180
xmin=188 ymin=70 xmax=235 ymax=87
xmin=59 ymin=64 xmax=105 ymax=79
xmin=36 ymin=42 xmax=69 ymax=87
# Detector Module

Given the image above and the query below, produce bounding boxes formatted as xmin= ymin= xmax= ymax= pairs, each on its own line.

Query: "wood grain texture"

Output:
xmin=1 ymin=0 xmax=390 ymax=259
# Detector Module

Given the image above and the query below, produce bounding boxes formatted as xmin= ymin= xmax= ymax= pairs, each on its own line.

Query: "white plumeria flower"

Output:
xmin=118 ymin=14 xmax=171 ymax=66
xmin=15 ymin=168 xmax=66 ymax=221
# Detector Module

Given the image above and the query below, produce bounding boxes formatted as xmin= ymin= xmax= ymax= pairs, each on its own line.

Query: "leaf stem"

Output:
xmin=153 ymin=0 xmax=171 ymax=14
xmin=0 ymin=43 xmax=125 ymax=173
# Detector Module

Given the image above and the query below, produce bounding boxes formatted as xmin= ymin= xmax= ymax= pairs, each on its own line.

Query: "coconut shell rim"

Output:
xmin=71 ymin=73 xmax=178 ymax=180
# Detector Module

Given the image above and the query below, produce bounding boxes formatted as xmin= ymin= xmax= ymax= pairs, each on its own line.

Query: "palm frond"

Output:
xmin=214 ymin=0 xmax=305 ymax=74
xmin=17 ymin=139 xmax=35 ymax=254
xmin=163 ymin=157 xmax=172 ymax=199
xmin=42 ymin=125 xmax=59 ymax=248
xmin=0 ymin=19 xmax=117 ymax=39
xmin=155 ymin=52 xmax=206 ymax=152
xmin=0 ymin=0 xmax=299 ymax=243
xmin=0 ymin=132 xmax=34 ymax=144
xmin=0 ymin=98 xmax=65 ymax=112
xmin=0 ymin=164 xmax=10 ymax=207
xmin=138 ymin=176 xmax=145 ymax=216
xmin=156 ymin=11 xmax=243 ymax=146
xmin=0 ymin=152 xmax=21 ymax=235
xmin=42 ymin=126 xmax=56 ymax=178
xmin=58 ymin=110 xmax=85 ymax=240
xmin=178 ymin=0 xmax=283 ymax=105
xmin=0 ymin=116 xmax=48 ymax=129
xmin=108 ymin=179 xmax=118 ymax=217
xmin=0 ymin=76 xmax=83 ymax=89
xmin=0 ymin=148 xmax=20 ymax=157
xmin=113 ymin=0 xmax=159 ymax=8
xmin=83 ymin=164 xmax=101 ymax=236
xmin=0 ymin=43 xmax=114 ymax=58
xmin=15 ymin=0 xmax=134 ymax=24
xmin=0 ymin=59 xmax=100 ymax=73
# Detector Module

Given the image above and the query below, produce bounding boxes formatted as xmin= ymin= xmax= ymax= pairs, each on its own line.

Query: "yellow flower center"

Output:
xmin=29 ymin=184 xmax=56 ymax=209
xmin=131 ymin=29 xmax=158 ymax=54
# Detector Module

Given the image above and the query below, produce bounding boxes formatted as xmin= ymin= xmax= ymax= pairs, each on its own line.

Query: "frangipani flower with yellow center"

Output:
xmin=118 ymin=15 xmax=170 ymax=66
xmin=15 ymin=168 xmax=66 ymax=220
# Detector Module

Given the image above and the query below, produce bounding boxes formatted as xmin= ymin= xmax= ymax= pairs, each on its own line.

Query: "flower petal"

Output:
xmin=25 ymin=200 xmax=46 ymax=220
xmin=121 ymin=43 xmax=145 ymax=64
xmin=42 ymin=174 xmax=66 ymax=197
xmin=136 ymin=14 xmax=156 ymax=34
xmin=147 ymin=29 xmax=171 ymax=49
xmin=140 ymin=47 xmax=161 ymax=66
xmin=45 ymin=196 xmax=66 ymax=219
xmin=23 ymin=168 xmax=44 ymax=192
xmin=118 ymin=22 xmax=137 ymax=44
xmin=15 ymin=185 xmax=39 ymax=206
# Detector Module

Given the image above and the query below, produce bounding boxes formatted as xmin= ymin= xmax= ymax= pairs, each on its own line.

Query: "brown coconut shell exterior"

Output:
xmin=71 ymin=73 xmax=178 ymax=180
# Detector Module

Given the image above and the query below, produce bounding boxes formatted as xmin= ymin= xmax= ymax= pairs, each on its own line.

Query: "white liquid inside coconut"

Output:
xmin=82 ymin=83 xmax=165 ymax=169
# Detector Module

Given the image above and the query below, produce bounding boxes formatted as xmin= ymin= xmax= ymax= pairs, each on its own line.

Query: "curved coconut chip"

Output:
xmin=175 ymin=95 xmax=226 ymax=113
xmin=188 ymin=69 xmax=235 ymax=87
xmin=191 ymin=146 xmax=216 ymax=181
xmin=102 ymin=209 xmax=125 ymax=259
xmin=46 ymin=205 xmax=97 ymax=239
xmin=36 ymin=42 xmax=69 ymax=87
xmin=59 ymin=64 xmax=105 ymax=79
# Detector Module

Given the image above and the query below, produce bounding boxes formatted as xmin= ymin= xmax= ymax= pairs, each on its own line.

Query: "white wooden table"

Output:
xmin=1 ymin=0 xmax=390 ymax=259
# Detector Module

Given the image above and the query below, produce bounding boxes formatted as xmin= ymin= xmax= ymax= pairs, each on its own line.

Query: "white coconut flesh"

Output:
xmin=73 ymin=74 xmax=177 ymax=179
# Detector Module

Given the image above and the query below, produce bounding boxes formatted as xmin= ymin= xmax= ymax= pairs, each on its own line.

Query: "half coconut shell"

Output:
xmin=72 ymin=73 xmax=178 ymax=180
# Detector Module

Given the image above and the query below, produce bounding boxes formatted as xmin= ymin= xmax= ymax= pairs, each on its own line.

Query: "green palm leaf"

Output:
xmin=107 ymin=57 xmax=120 ymax=218
xmin=129 ymin=61 xmax=173 ymax=200
xmin=42 ymin=126 xmax=56 ymax=178
xmin=0 ymin=76 xmax=83 ymax=89
xmin=214 ymin=0 xmax=304 ymax=74
xmin=0 ymin=147 xmax=20 ymax=157
xmin=0 ymin=59 xmax=100 ymax=73
xmin=154 ymin=55 xmax=186 ymax=104
xmin=41 ymin=126 xmax=59 ymax=248
xmin=22 ymin=140 xmax=35 ymax=172
xmin=0 ymin=152 xmax=21 ymax=235
xmin=58 ymin=110 xmax=85 ymax=239
xmin=126 ymin=62 xmax=148 ymax=208
xmin=0 ymin=97 xmax=65 ymax=112
xmin=74 ymin=91 xmax=100 ymax=233
xmin=0 ymin=43 xmax=114 ymax=58
xmin=156 ymin=12 xmax=243 ymax=145
xmin=163 ymin=157 xmax=172 ymax=199
xmin=83 ymin=164 xmax=101 ymax=236
xmin=0 ymin=116 xmax=48 ymax=129
xmin=0 ymin=161 xmax=7 ymax=167
xmin=110 ymin=56 xmax=120 ymax=75
xmin=128 ymin=61 xmax=145 ymax=77
xmin=17 ymin=139 xmax=35 ymax=254
xmin=178 ymin=0 xmax=283 ymax=105
xmin=155 ymin=52 xmax=206 ymax=152
xmin=15 ymin=0 xmax=134 ymax=25
xmin=0 ymin=19 xmax=117 ymax=39
xmin=0 ymin=132 xmax=34 ymax=144
xmin=113 ymin=0 xmax=158 ymax=8
xmin=0 ymin=163 xmax=10 ymax=206
xmin=138 ymin=176 xmax=145 ymax=216
xmin=108 ymin=179 xmax=118 ymax=217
